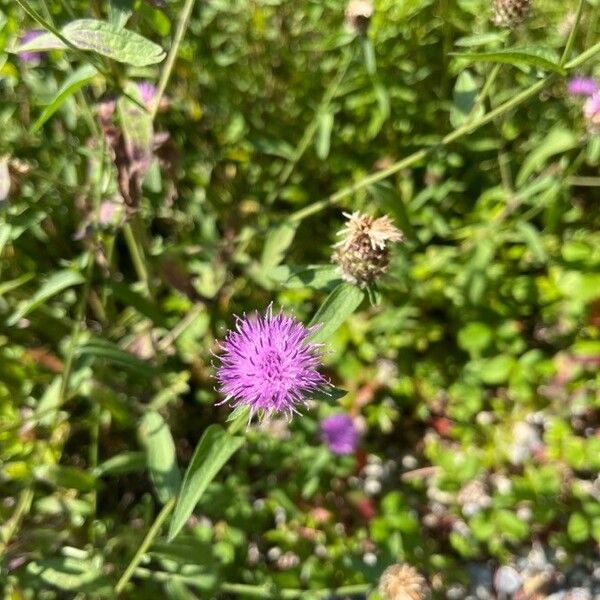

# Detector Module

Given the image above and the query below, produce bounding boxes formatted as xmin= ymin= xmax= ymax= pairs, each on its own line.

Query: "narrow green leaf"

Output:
xmin=453 ymin=46 xmax=566 ymax=74
xmin=34 ymin=465 xmax=98 ymax=492
xmin=266 ymin=264 xmax=342 ymax=290
xmin=568 ymin=512 xmax=590 ymax=543
xmin=308 ymin=283 xmax=365 ymax=344
xmin=109 ymin=0 xmax=134 ymax=29
xmin=32 ymin=64 xmax=98 ymax=132
xmin=26 ymin=558 xmax=108 ymax=592
xmin=75 ymin=339 xmax=155 ymax=377
xmin=315 ymin=111 xmax=334 ymax=160
xmin=7 ymin=270 xmax=84 ymax=326
xmin=516 ymin=127 xmax=576 ymax=186
xmin=94 ymin=451 xmax=146 ymax=477
xmin=168 ymin=425 xmax=244 ymax=540
xmin=12 ymin=19 xmax=166 ymax=67
xmin=450 ymin=70 xmax=482 ymax=128
xmin=139 ymin=412 xmax=181 ymax=504
xmin=261 ymin=221 xmax=298 ymax=269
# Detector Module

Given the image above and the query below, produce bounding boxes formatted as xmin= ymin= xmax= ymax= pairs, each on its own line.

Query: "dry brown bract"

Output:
xmin=492 ymin=0 xmax=531 ymax=28
xmin=379 ymin=563 xmax=431 ymax=600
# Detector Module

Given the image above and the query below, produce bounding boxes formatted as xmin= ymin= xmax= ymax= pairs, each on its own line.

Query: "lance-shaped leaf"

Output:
xmin=168 ymin=425 xmax=244 ymax=540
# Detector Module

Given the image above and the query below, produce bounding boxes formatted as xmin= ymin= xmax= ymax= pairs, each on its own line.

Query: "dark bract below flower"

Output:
xmin=216 ymin=306 xmax=327 ymax=420
xmin=320 ymin=413 xmax=360 ymax=455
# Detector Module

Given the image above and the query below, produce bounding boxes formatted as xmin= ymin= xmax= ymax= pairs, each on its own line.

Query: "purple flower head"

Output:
xmin=18 ymin=30 xmax=44 ymax=63
xmin=136 ymin=81 xmax=157 ymax=108
xmin=215 ymin=306 xmax=327 ymax=420
xmin=320 ymin=414 xmax=360 ymax=455
xmin=584 ymin=91 xmax=600 ymax=133
xmin=567 ymin=76 xmax=598 ymax=97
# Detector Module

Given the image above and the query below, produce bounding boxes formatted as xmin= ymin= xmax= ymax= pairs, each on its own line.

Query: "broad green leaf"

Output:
xmin=26 ymin=558 xmax=108 ymax=592
xmin=480 ymin=354 xmax=516 ymax=385
xmin=94 ymin=451 xmax=146 ymax=477
xmin=450 ymin=70 xmax=482 ymax=128
xmin=34 ymin=465 xmax=98 ymax=492
xmin=308 ymin=283 xmax=365 ymax=344
xmin=139 ymin=412 xmax=181 ymax=504
xmin=516 ymin=127 xmax=576 ymax=186
xmin=13 ymin=19 xmax=166 ymax=67
xmin=7 ymin=269 xmax=84 ymax=326
xmin=568 ymin=512 xmax=590 ymax=542
xmin=453 ymin=46 xmax=565 ymax=74
xmin=75 ymin=339 xmax=155 ymax=377
xmin=261 ymin=221 xmax=298 ymax=269
xmin=457 ymin=322 xmax=492 ymax=357
xmin=168 ymin=425 xmax=244 ymax=540
xmin=32 ymin=64 xmax=98 ymax=132
xmin=315 ymin=111 xmax=334 ymax=160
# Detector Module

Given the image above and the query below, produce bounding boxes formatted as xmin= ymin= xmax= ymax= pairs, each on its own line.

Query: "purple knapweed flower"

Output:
xmin=567 ymin=76 xmax=598 ymax=97
xmin=215 ymin=306 xmax=327 ymax=420
xmin=320 ymin=414 xmax=360 ymax=455
xmin=18 ymin=30 xmax=44 ymax=63
xmin=584 ymin=91 xmax=600 ymax=133
xmin=136 ymin=81 xmax=157 ymax=108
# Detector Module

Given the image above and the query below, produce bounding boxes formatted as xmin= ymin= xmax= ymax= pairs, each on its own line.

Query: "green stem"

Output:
xmin=123 ymin=220 xmax=151 ymax=298
xmin=0 ymin=487 xmax=34 ymax=556
xmin=266 ymin=46 xmax=355 ymax=205
xmin=220 ymin=582 xmax=371 ymax=599
xmin=560 ymin=0 xmax=586 ymax=67
xmin=115 ymin=497 xmax=176 ymax=595
xmin=151 ymin=0 xmax=198 ymax=120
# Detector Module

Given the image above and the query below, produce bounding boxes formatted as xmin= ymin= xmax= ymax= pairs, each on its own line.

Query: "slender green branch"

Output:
xmin=0 ymin=488 xmax=34 ymax=556
xmin=560 ymin=0 xmax=586 ymax=67
xmin=123 ymin=220 xmax=151 ymax=298
xmin=115 ymin=497 xmax=176 ymax=595
xmin=266 ymin=46 xmax=355 ymax=205
xmin=286 ymin=38 xmax=600 ymax=225
xmin=151 ymin=0 xmax=198 ymax=120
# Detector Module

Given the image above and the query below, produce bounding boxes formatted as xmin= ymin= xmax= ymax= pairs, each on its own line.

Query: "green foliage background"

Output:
xmin=0 ymin=0 xmax=599 ymax=597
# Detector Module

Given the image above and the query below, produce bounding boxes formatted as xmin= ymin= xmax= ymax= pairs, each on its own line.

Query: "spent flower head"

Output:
xmin=320 ymin=414 xmax=360 ymax=455
xmin=215 ymin=306 xmax=327 ymax=420
xmin=567 ymin=76 xmax=598 ymax=97
xmin=332 ymin=211 xmax=404 ymax=288
xmin=379 ymin=563 xmax=430 ymax=600
xmin=492 ymin=0 xmax=531 ymax=28
xmin=344 ymin=0 xmax=374 ymax=35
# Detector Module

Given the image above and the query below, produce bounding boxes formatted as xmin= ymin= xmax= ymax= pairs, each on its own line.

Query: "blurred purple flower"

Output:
xmin=567 ymin=76 xmax=598 ymax=97
xmin=215 ymin=306 xmax=327 ymax=420
xmin=320 ymin=414 xmax=360 ymax=455
xmin=584 ymin=91 xmax=600 ymax=133
xmin=136 ymin=81 xmax=157 ymax=108
xmin=18 ymin=30 xmax=44 ymax=63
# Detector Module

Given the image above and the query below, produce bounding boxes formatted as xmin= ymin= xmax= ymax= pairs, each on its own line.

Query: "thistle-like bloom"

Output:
xmin=215 ymin=306 xmax=327 ymax=420
xmin=136 ymin=81 xmax=157 ymax=108
xmin=18 ymin=30 xmax=44 ymax=63
xmin=332 ymin=212 xmax=404 ymax=288
xmin=492 ymin=0 xmax=531 ymax=28
xmin=584 ymin=91 xmax=600 ymax=134
xmin=379 ymin=563 xmax=431 ymax=600
xmin=567 ymin=76 xmax=598 ymax=97
xmin=320 ymin=414 xmax=360 ymax=455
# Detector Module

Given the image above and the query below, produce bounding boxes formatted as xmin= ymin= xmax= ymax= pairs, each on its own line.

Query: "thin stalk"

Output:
xmin=151 ymin=0 xmax=198 ymax=120
xmin=560 ymin=0 xmax=586 ymax=67
xmin=123 ymin=220 xmax=151 ymax=298
xmin=467 ymin=63 xmax=501 ymax=122
xmin=0 ymin=487 xmax=34 ymax=556
xmin=115 ymin=497 xmax=176 ymax=595
xmin=285 ymin=40 xmax=600 ymax=225
xmin=266 ymin=47 xmax=355 ymax=205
